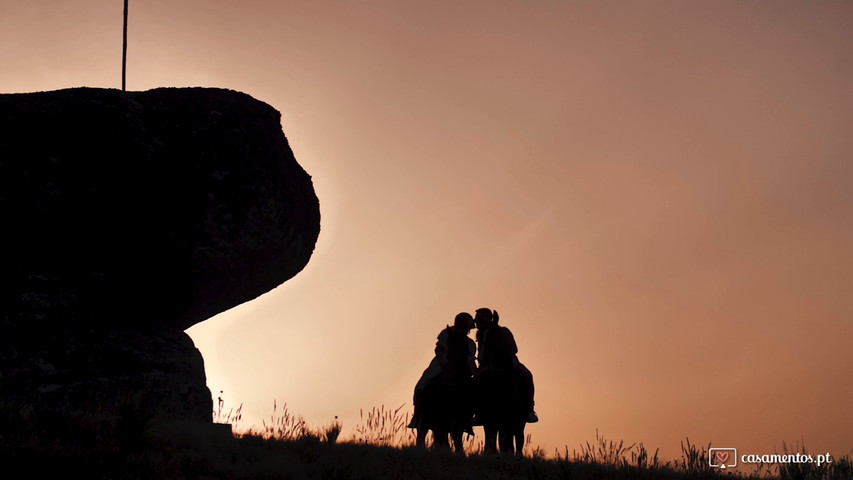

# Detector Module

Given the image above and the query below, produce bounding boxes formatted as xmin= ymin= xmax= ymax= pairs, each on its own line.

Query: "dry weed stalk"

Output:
xmin=353 ymin=404 xmax=413 ymax=447
xmin=258 ymin=400 xmax=309 ymax=440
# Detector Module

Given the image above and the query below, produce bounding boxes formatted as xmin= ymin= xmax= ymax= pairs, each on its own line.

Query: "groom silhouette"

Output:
xmin=474 ymin=308 xmax=538 ymax=423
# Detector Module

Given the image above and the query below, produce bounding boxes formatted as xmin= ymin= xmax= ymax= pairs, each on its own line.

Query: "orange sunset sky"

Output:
xmin=2 ymin=0 xmax=851 ymax=461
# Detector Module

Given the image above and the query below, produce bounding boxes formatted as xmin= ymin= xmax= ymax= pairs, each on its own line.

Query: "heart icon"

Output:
xmin=716 ymin=451 xmax=729 ymax=464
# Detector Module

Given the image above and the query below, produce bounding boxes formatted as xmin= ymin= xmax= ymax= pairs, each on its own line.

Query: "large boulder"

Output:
xmin=0 ymin=87 xmax=321 ymax=423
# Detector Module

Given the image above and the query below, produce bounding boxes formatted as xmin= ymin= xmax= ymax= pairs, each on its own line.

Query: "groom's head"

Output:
xmin=474 ymin=308 xmax=497 ymax=329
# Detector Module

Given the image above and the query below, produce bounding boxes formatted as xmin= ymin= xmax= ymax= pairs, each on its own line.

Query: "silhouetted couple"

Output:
xmin=408 ymin=307 xmax=538 ymax=431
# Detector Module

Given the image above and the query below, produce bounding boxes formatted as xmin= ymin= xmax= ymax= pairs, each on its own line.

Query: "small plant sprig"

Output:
xmin=257 ymin=400 xmax=309 ymax=441
xmin=213 ymin=390 xmax=243 ymax=427
xmin=574 ymin=428 xmax=637 ymax=467
xmin=564 ymin=430 xmax=708 ymax=473
xmin=523 ymin=433 xmax=548 ymax=459
xmin=322 ymin=416 xmax=342 ymax=444
xmin=775 ymin=440 xmax=853 ymax=480
xmin=353 ymin=404 xmax=413 ymax=447
xmin=678 ymin=437 xmax=712 ymax=473
xmin=631 ymin=442 xmax=662 ymax=470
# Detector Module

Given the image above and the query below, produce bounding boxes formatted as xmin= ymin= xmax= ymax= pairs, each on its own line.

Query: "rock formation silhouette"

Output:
xmin=0 ymin=87 xmax=321 ymax=422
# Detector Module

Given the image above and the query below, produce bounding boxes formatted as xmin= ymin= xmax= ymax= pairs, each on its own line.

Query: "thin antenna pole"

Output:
xmin=122 ymin=0 xmax=128 ymax=91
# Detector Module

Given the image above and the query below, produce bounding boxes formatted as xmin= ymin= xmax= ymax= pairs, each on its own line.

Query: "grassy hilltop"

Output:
xmin=1 ymin=400 xmax=850 ymax=480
